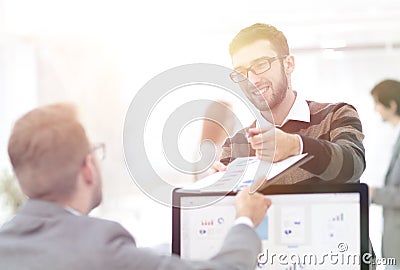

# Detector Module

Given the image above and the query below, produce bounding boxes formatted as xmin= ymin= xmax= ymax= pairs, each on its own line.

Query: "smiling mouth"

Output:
xmin=253 ymin=87 xmax=267 ymax=96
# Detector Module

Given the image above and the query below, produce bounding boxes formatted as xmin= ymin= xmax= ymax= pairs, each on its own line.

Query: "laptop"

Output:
xmin=172 ymin=184 xmax=369 ymax=269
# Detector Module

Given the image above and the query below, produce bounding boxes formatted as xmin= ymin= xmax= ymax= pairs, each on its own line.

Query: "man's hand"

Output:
xmin=194 ymin=160 xmax=226 ymax=181
xmin=235 ymin=187 xmax=271 ymax=227
xmin=211 ymin=160 xmax=227 ymax=172
xmin=248 ymin=126 xmax=301 ymax=162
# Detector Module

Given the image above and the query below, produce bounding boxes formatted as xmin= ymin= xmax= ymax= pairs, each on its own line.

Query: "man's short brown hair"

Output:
xmin=229 ymin=23 xmax=290 ymax=57
xmin=8 ymin=103 xmax=90 ymax=201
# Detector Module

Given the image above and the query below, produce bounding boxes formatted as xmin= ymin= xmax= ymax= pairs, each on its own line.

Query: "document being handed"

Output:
xmin=185 ymin=153 xmax=311 ymax=193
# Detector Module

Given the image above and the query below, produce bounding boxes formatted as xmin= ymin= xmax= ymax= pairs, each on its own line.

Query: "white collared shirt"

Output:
xmin=64 ymin=206 xmax=82 ymax=216
xmin=279 ymin=93 xmax=310 ymax=127
xmin=278 ymin=93 xmax=310 ymax=154
xmin=234 ymin=216 xmax=254 ymax=228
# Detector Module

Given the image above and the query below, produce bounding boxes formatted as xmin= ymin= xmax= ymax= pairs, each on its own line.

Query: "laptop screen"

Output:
xmin=172 ymin=184 xmax=369 ymax=269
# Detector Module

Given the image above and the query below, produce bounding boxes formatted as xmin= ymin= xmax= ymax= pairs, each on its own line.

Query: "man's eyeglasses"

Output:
xmin=230 ymin=55 xmax=288 ymax=83
xmin=90 ymin=143 xmax=106 ymax=161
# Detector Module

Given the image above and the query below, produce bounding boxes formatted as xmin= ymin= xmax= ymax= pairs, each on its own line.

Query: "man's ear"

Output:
xmin=284 ymin=55 xmax=295 ymax=74
xmin=81 ymin=155 xmax=94 ymax=185
xmin=389 ymin=100 xmax=398 ymax=114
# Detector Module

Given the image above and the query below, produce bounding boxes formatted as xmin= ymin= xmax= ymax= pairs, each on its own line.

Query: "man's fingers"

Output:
xmin=248 ymin=126 xmax=274 ymax=137
xmin=235 ymin=187 xmax=273 ymax=227
xmin=264 ymin=197 xmax=272 ymax=209
xmin=250 ymin=139 xmax=274 ymax=150
xmin=238 ymin=185 xmax=250 ymax=195
xmin=248 ymin=131 xmax=274 ymax=147
xmin=212 ymin=161 xmax=227 ymax=172
xmin=256 ymin=150 xmax=274 ymax=162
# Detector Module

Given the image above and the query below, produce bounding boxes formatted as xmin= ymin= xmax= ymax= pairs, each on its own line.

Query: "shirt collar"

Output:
xmin=64 ymin=206 xmax=83 ymax=216
xmin=278 ymin=92 xmax=310 ymax=127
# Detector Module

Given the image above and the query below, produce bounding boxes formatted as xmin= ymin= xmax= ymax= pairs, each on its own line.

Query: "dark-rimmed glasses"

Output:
xmin=230 ymin=55 xmax=288 ymax=83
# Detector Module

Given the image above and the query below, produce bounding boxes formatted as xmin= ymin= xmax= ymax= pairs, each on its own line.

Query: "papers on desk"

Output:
xmin=184 ymin=153 xmax=311 ymax=193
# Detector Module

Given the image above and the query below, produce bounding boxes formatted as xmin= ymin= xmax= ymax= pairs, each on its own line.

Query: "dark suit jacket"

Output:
xmin=0 ymin=199 xmax=261 ymax=270
xmin=372 ymin=134 xmax=400 ymax=266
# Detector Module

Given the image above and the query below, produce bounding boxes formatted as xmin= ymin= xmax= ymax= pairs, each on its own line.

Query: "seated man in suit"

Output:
xmin=0 ymin=103 xmax=271 ymax=270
